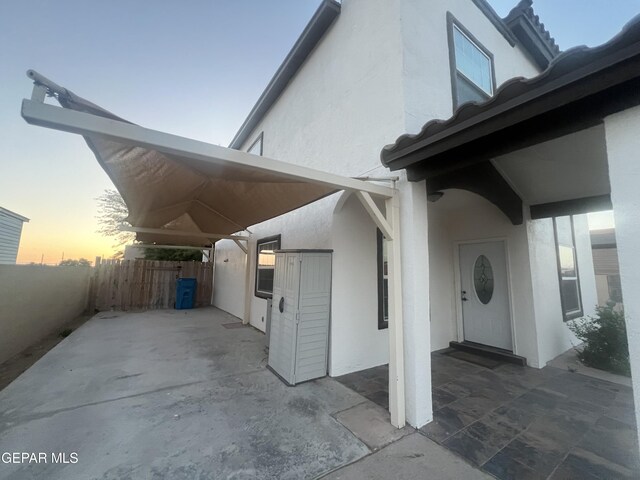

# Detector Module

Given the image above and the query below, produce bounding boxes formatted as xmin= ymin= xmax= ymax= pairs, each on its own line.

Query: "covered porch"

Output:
xmin=337 ymin=349 xmax=638 ymax=479
xmin=381 ymin=13 xmax=640 ymax=446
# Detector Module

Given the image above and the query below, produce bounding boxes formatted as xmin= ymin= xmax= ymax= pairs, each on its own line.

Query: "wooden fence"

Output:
xmin=89 ymin=259 xmax=213 ymax=311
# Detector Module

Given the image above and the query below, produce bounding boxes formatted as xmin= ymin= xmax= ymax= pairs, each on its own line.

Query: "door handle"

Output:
xmin=461 ymin=290 xmax=468 ymax=302
xmin=278 ymin=297 xmax=285 ymax=313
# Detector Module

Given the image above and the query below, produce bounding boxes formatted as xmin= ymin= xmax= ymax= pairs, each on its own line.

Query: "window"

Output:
xmin=255 ymin=234 xmax=280 ymax=298
xmin=248 ymin=132 xmax=263 ymax=156
xmin=473 ymin=255 xmax=494 ymax=305
xmin=553 ymin=216 xmax=583 ymax=320
xmin=377 ymin=229 xmax=389 ymax=329
xmin=447 ymin=14 xmax=495 ymax=109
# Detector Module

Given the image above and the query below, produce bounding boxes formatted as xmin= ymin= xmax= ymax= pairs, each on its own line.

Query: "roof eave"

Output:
xmin=505 ymin=15 xmax=557 ymax=69
xmin=471 ymin=0 xmax=517 ymax=46
xmin=0 ymin=207 xmax=29 ymax=223
xmin=228 ymin=0 xmax=341 ymax=150
xmin=502 ymin=0 xmax=560 ymax=70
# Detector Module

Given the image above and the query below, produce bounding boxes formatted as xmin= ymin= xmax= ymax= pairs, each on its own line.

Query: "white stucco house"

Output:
xmin=0 ymin=207 xmax=29 ymax=264
xmin=213 ymin=0 xmax=599 ymax=424
xmin=20 ymin=0 xmax=640 ymax=435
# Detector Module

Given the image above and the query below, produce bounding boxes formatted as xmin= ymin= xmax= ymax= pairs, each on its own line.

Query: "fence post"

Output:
xmin=87 ymin=256 xmax=101 ymax=313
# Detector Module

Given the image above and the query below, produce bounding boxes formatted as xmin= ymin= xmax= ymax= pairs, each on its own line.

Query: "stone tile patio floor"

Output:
xmin=336 ymin=349 xmax=639 ymax=480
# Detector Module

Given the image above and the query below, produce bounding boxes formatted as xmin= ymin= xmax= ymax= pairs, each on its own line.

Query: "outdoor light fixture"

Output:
xmin=427 ymin=191 xmax=444 ymax=202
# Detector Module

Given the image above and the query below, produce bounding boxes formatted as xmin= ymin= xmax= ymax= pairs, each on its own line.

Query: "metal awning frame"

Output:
xmin=21 ymin=78 xmax=407 ymax=428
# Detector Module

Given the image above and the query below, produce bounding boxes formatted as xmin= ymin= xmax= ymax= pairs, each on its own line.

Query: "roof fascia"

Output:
xmin=504 ymin=14 xmax=555 ymax=69
xmin=0 ymin=207 xmax=29 ymax=222
xmin=471 ymin=0 xmax=517 ymax=46
xmin=228 ymin=0 xmax=341 ymax=150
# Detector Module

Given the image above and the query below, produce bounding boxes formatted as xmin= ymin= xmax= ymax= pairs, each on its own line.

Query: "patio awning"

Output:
xmin=20 ymin=72 xmax=407 ymax=429
xmin=21 ymin=71 xmax=392 ymax=247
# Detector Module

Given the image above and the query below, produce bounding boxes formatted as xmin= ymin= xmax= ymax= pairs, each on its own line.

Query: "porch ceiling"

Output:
xmin=381 ymin=15 xmax=640 ymax=223
xmin=21 ymin=72 xmax=393 ymax=247
xmin=492 ymin=125 xmax=610 ymax=205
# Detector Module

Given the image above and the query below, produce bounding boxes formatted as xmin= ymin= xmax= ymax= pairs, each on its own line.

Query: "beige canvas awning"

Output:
xmin=24 ymin=71 xmax=358 ymax=246
xmin=21 ymin=72 xmax=410 ymax=429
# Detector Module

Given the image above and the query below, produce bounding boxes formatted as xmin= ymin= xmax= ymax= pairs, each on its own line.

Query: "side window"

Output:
xmin=553 ymin=216 xmax=583 ymax=320
xmin=255 ymin=234 xmax=280 ymax=298
xmin=447 ymin=14 xmax=495 ymax=109
xmin=377 ymin=229 xmax=389 ymax=329
xmin=248 ymin=132 xmax=263 ymax=156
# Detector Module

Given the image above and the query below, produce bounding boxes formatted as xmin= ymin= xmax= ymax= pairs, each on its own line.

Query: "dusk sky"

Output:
xmin=1 ymin=0 xmax=638 ymax=264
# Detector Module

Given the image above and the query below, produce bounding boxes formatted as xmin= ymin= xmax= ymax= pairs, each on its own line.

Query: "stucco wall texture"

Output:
xmin=214 ymin=0 xmax=544 ymax=378
xmin=0 ymin=265 xmax=90 ymax=363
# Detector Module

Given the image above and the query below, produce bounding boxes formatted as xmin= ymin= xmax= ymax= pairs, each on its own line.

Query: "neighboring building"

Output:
xmin=0 ymin=207 xmax=29 ymax=264
xmin=590 ymin=228 xmax=623 ymax=307
xmin=215 ymin=0 xmax=596 ymax=389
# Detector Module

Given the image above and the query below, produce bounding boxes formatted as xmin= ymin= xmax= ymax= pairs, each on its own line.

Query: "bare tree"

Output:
xmin=59 ymin=258 xmax=92 ymax=267
xmin=95 ymin=189 xmax=135 ymax=257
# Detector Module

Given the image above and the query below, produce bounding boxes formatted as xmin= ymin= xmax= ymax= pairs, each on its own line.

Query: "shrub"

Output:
xmin=568 ymin=303 xmax=630 ymax=376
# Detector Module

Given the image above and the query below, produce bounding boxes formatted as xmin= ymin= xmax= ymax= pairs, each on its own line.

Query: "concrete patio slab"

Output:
xmin=320 ymin=433 xmax=493 ymax=480
xmin=0 ymin=309 xmax=371 ymax=479
xmin=333 ymin=401 xmax=413 ymax=451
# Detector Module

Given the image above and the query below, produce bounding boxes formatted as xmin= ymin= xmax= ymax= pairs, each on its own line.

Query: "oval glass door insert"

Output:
xmin=473 ymin=255 xmax=494 ymax=304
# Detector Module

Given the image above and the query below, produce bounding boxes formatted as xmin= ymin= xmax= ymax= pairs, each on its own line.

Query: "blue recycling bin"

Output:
xmin=176 ymin=278 xmax=197 ymax=310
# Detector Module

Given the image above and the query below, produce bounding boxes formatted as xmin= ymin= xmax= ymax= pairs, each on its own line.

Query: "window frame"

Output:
xmin=553 ymin=216 xmax=583 ymax=321
xmin=377 ymin=229 xmax=389 ymax=330
xmin=247 ymin=132 xmax=264 ymax=156
xmin=446 ymin=12 xmax=497 ymax=110
xmin=254 ymin=234 xmax=281 ymax=299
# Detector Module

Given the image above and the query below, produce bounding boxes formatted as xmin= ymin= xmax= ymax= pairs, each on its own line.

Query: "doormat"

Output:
xmin=443 ymin=350 xmax=502 ymax=369
xmin=221 ymin=322 xmax=246 ymax=329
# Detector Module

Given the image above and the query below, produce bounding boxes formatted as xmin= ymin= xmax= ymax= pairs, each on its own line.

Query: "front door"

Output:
xmin=459 ymin=241 xmax=512 ymax=351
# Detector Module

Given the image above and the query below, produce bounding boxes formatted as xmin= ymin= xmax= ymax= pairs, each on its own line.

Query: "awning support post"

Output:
xmin=357 ymin=190 xmax=406 ymax=428
xmin=385 ymin=193 xmax=406 ymax=428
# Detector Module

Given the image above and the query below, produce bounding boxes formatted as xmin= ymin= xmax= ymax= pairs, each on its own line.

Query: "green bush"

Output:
xmin=568 ymin=304 xmax=630 ymax=377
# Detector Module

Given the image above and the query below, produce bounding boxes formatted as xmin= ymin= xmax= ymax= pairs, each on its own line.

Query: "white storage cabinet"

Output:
xmin=268 ymin=250 xmax=332 ymax=385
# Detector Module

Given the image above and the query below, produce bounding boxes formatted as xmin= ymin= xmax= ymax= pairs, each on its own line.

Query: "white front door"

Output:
xmin=459 ymin=240 xmax=512 ymax=351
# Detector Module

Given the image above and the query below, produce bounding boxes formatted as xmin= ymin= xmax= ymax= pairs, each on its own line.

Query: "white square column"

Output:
xmin=604 ymin=106 xmax=640 ymax=450
xmin=398 ymin=178 xmax=432 ymax=428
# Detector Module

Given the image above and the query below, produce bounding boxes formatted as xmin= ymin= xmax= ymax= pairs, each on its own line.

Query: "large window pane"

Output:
xmin=558 ymin=245 xmax=576 ymax=277
xmin=255 ymin=236 xmax=280 ymax=297
xmin=377 ymin=229 xmax=389 ymax=329
xmin=456 ymin=75 xmax=488 ymax=105
xmin=453 ymin=25 xmax=492 ymax=96
xmin=554 ymin=216 xmax=582 ymax=319
xmin=248 ymin=133 xmax=263 ymax=156
xmin=561 ymin=278 xmax=581 ymax=313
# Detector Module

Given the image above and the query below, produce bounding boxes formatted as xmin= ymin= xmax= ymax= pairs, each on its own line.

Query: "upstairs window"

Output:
xmin=553 ymin=216 xmax=583 ymax=320
xmin=448 ymin=14 xmax=495 ymax=109
xmin=248 ymin=132 xmax=263 ymax=156
xmin=255 ymin=234 xmax=280 ymax=298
